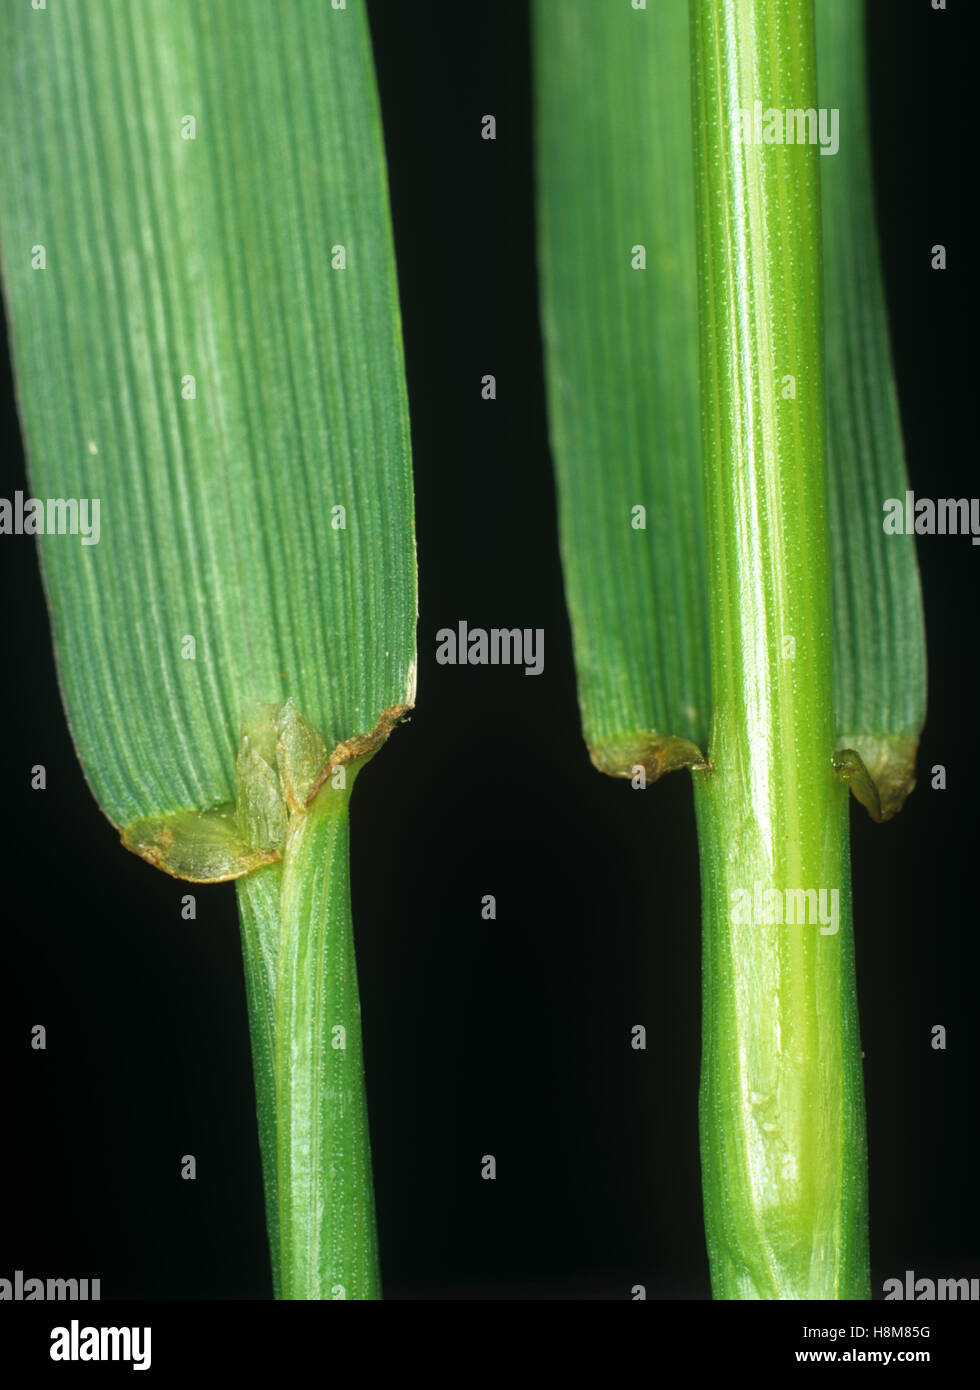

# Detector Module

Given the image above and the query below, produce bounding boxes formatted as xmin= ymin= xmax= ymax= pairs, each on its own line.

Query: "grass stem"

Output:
xmin=690 ymin=0 xmax=870 ymax=1299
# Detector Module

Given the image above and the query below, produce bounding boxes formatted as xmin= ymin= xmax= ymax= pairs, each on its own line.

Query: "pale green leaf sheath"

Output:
xmin=690 ymin=0 xmax=865 ymax=1299
xmin=0 ymin=0 xmax=415 ymax=1299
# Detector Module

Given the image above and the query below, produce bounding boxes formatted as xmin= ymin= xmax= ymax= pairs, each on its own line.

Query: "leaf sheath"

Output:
xmin=690 ymin=0 xmax=869 ymax=1299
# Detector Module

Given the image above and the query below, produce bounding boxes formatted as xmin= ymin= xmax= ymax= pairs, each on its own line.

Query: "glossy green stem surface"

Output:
xmin=690 ymin=0 xmax=869 ymax=1299
xmin=237 ymin=779 xmax=380 ymax=1300
xmin=276 ymin=783 xmax=380 ymax=1299
xmin=236 ymin=863 xmax=284 ymax=1299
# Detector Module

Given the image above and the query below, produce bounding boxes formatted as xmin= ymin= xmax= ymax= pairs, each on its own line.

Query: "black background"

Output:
xmin=0 ymin=0 xmax=974 ymax=1311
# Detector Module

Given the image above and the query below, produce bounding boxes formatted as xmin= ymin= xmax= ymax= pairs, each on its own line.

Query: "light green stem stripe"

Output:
xmin=275 ymin=785 xmax=380 ymax=1300
xmin=690 ymin=0 xmax=869 ymax=1299
xmin=235 ymin=863 xmax=284 ymax=1299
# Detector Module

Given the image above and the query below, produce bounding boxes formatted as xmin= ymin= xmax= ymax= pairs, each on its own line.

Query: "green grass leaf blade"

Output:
xmin=533 ymin=0 xmax=709 ymax=781
xmin=0 ymin=0 xmax=416 ymax=831
xmin=817 ymin=0 xmax=927 ymax=819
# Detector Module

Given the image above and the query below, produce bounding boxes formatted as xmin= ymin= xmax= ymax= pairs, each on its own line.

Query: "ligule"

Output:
xmin=120 ymin=699 xmax=410 ymax=883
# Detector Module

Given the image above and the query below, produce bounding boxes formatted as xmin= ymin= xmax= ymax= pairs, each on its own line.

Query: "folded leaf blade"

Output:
xmin=0 ymin=0 xmax=416 ymax=828
xmin=817 ymin=0 xmax=927 ymax=817
xmin=533 ymin=0 xmax=709 ymax=776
